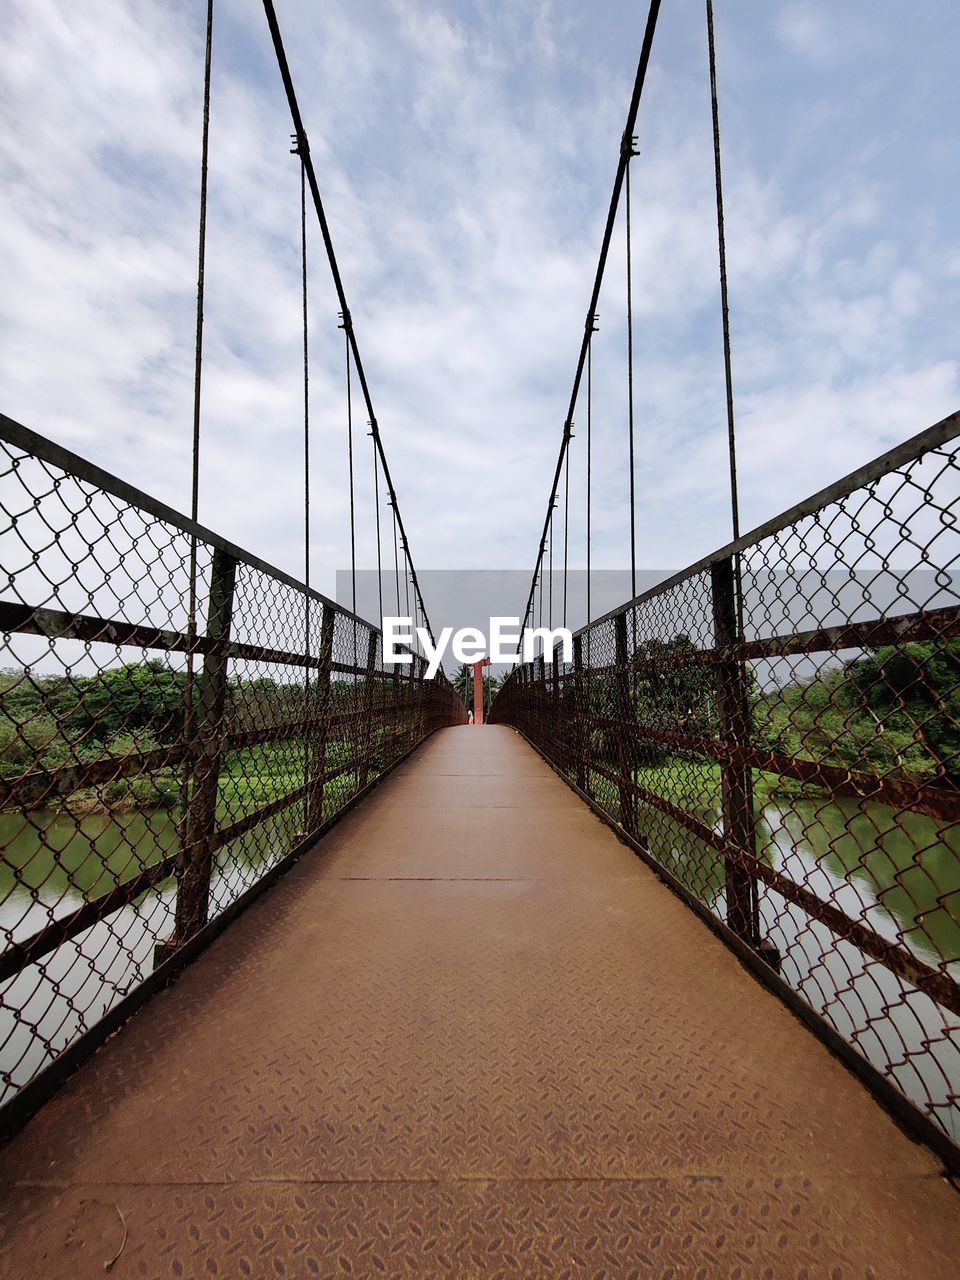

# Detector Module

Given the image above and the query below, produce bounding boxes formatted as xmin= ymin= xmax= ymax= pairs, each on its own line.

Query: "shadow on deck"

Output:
xmin=1 ymin=725 xmax=959 ymax=1277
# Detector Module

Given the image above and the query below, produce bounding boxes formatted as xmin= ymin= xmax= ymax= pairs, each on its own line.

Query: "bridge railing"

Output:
xmin=0 ymin=414 xmax=465 ymax=1113
xmin=493 ymin=410 xmax=960 ymax=1157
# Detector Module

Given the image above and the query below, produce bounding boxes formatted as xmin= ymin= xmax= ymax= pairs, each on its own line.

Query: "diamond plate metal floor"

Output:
xmin=1 ymin=724 xmax=959 ymax=1278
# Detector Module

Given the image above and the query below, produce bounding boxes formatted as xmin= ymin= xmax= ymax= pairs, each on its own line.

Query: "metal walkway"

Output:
xmin=2 ymin=725 xmax=959 ymax=1278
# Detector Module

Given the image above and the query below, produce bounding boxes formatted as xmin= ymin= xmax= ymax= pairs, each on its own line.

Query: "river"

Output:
xmin=643 ymin=792 xmax=960 ymax=1141
xmin=0 ymin=803 xmax=302 ymax=1104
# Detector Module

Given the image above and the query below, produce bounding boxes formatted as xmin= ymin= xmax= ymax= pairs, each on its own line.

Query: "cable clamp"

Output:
xmin=586 ymin=312 xmax=599 ymax=333
xmin=620 ymin=130 xmax=639 ymax=160
xmin=290 ymin=131 xmax=310 ymax=157
xmin=338 ymin=309 xmax=352 ymax=333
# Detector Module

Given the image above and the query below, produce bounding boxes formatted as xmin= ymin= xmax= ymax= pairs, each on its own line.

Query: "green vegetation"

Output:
xmin=2 ymin=634 xmax=956 ymax=821
xmin=0 ymin=662 xmax=186 ymax=810
xmin=555 ymin=634 xmax=960 ymax=854
xmin=0 ymin=662 xmax=398 ymax=817
xmin=755 ymin=640 xmax=960 ymax=785
xmin=575 ymin=633 xmax=959 ymax=796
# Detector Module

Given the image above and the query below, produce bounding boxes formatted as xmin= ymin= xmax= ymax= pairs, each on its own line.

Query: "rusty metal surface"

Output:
xmin=495 ymin=415 xmax=960 ymax=1158
xmin=2 ymin=725 xmax=959 ymax=1277
xmin=0 ymin=415 xmax=466 ymax=1110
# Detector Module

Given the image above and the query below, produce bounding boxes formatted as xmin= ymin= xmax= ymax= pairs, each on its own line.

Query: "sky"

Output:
xmin=2 ymin=0 xmax=959 ymax=629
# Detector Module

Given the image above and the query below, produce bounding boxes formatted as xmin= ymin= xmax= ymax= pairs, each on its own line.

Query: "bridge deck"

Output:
xmin=2 ymin=725 xmax=959 ymax=1277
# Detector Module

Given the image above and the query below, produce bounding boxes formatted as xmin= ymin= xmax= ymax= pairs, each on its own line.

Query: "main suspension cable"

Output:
xmin=260 ymin=0 xmax=439 ymax=646
xmin=518 ymin=0 xmax=662 ymax=645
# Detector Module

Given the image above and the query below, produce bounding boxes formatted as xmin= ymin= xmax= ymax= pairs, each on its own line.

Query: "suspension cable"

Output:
xmin=260 ymin=0 xmax=438 ymax=647
xmin=372 ymin=433 xmax=383 ymax=626
xmin=586 ymin=337 xmax=593 ymax=635
xmin=392 ymin=503 xmax=401 ymax=614
xmin=562 ymin=445 xmax=570 ymax=629
xmin=548 ymin=505 xmax=554 ymax=629
xmin=518 ymin=0 xmax=662 ymax=643
xmin=343 ymin=326 xmax=357 ymax=615
xmin=625 ymin=153 xmax=637 ymax=599
xmin=706 ymin=0 xmax=740 ymax=541
xmin=189 ymin=0 xmax=213 ymax=545
xmin=298 ymin=156 xmax=310 ymax=607
xmin=181 ymin=0 xmax=214 ymax=825
xmin=296 ymin=144 xmax=312 ymax=825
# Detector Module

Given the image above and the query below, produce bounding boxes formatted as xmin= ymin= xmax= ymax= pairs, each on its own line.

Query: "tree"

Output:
xmin=754 ymin=638 xmax=960 ymax=783
xmin=452 ymin=663 xmax=472 ymax=703
xmin=633 ymin=635 xmax=717 ymax=736
xmin=844 ymin=639 xmax=960 ymax=781
xmin=451 ymin=663 xmax=503 ymax=714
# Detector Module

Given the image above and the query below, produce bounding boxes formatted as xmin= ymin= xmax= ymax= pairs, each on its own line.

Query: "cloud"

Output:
xmin=775 ymin=4 xmax=835 ymax=66
xmin=1 ymin=0 xmax=958 ymax=631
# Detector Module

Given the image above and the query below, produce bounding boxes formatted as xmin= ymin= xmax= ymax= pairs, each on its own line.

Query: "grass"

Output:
xmin=48 ymin=734 xmax=388 ymax=822
xmin=583 ymin=755 xmax=798 ymax=822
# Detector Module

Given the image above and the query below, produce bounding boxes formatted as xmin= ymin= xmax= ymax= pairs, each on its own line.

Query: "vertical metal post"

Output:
xmin=406 ymin=657 xmax=417 ymax=748
xmin=614 ymin=611 xmax=637 ymax=836
xmin=536 ymin=653 xmax=546 ymax=749
xmin=407 ymin=655 xmax=421 ymax=745
xmin=156 ymin=548 xmax=236 ymax=964
xmin=573 ymin=633 xmax=587 ymax=791
xmin=529 ymin=661 xmax=536 ymax=745
xmin=415 ymin=657 xmax=427 ymax=742
xmin=403 ymin=656 xmax=413 ymax=745
xmin=400 ymin=658 xmax=412 ymax=751
xmin=386 ymin=663 xmax=401 ymax=766
xmin=711 ymin=556 xmax=760 ymax=946
xmin=306 ymin=604 xmax=336 ymax=831
xmin=551 ymin=646 xmax=560 ymax=760
xmin=357 ymin=629 xmax=379 ymax=790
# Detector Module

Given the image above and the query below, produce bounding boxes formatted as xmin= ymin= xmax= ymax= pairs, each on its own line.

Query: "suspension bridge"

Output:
xmin=2 ymin=1 xmax=960 ymax=1276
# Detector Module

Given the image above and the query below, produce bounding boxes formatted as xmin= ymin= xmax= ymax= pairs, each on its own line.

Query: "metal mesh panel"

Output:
xmin=0 ymin=417 xmax=465 ymax=1106
xmin=492 ymin=414 xmax=960 ymax=1150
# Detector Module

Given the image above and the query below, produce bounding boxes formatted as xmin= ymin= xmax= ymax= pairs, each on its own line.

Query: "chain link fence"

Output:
xmin=493 ymin=411 xmax=960 ymax=1156
xmin=0 ymin=414 xmax=465 ymax=1109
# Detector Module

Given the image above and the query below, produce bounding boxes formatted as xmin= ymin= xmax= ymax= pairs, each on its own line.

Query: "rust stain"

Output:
xmin=1 ymin=725 xmax=959 ymax=1277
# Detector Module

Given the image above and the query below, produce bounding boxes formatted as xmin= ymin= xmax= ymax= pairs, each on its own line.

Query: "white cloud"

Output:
xmin=1 ymin=0 xmax=958 ymax=628
xmin=775 ymin=3 xmax=835 ymax=66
